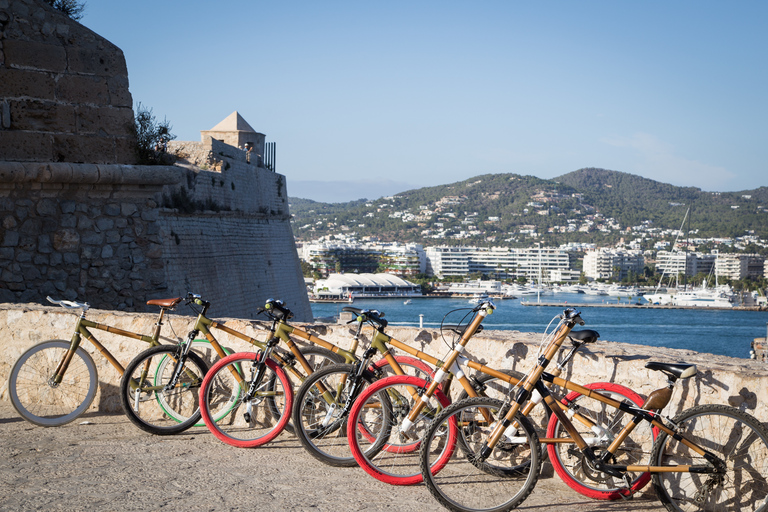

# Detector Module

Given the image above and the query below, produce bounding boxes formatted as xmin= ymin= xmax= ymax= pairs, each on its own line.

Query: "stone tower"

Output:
xmin=0 ymin=0 xmax=136 ymax=163
xmin=0 ymin=1 xmax=313 ymax=321
xmin=201 ymin=111 xmax=265 ymax=155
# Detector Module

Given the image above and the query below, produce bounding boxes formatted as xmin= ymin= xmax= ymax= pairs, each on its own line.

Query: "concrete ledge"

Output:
xmin=0 ymin=162 xmax=183 ymax=185
xmin=1 ymin=303 xmax=766 ymax=422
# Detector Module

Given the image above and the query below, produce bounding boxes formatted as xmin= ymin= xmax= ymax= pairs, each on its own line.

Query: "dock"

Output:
xmin=520 ymin=301 xmax=766 ymax=311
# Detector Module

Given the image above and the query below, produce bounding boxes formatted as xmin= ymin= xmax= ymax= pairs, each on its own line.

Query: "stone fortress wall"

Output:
xmin=0 ymin=0 xmax=313 ymax=321
xmin=0 ymin=0 xmax=135 ymax=164
xmin=1 ymin=303 xmax=766 ymax=424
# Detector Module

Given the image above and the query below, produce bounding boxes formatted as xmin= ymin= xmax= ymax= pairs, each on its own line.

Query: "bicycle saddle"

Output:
xmin=568 ymin=329 xmax=599 ymax=344
xmin=146 ymin=297 xmax=183 ymax=308
xmin=645 ymin=362 xmax=697 ymax=380
xmin=443 ymin=324 xmax=484 ymax=336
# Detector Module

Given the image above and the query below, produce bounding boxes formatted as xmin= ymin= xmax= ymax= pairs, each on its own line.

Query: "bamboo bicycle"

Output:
xmin=119 ymin=294 xmax=361 ymax=435
xmin=418 ymin=308 xmax=768 ymax=512
xmin=8 ymin=296 xmax=191 ymax=427
xmin=177 ymin=299 xmax=433 ymax=446
xmin=308 ymin=302 xmax=647 ymax=489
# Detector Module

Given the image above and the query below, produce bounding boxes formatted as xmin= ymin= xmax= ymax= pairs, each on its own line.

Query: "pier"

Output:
xmin=520 ymin=301 xmax=766 ymax=311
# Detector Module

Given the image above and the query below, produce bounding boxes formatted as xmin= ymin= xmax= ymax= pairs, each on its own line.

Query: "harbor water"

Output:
xmin=310 ymin=293 xmax=767 ymax=360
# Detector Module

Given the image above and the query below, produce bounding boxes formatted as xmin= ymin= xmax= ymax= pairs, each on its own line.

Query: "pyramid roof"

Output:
xmin=208 ymin=111 xmax=256 ymax=133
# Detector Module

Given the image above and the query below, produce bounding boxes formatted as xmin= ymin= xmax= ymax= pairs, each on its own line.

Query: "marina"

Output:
xmin=310 ymin=293 xmax=768 ymax=360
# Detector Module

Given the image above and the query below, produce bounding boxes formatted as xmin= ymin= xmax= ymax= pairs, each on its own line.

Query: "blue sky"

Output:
xmin=83 ymin=1 xmax=767 ymax=202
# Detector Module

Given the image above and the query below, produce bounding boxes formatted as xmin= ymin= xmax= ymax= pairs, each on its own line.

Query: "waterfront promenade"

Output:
xmin=0 ymin=401 xmax=666 ymax=511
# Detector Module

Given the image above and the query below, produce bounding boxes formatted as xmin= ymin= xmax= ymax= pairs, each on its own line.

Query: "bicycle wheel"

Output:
xmin=154 ymin=340 xmax=232 ymax=427
xmin=650 ymin=404 xmax=768 ymax=512
xmin=120 ymin=345 xmax=208 ymax=435
xmin=347 ymin=374 xmax=452 ymax=485
xmin=276 ymin=345 xmax=345 ymax=435
xmin=199 ymin=352 xmax=293 ymax=448
xmin=292 ymin=357 xmax=430 ymax=467
xmin=546 ymin=382 xmax=656 ymax=499
xmin=9 ymin=340 xmax=98 ymax=427
xmin=420 ymin=397 xmax=540 ymax=512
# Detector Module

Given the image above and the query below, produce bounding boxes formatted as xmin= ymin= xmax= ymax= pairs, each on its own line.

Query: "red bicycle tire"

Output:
xmin=199 ymin=352 xmax=293 ymax=448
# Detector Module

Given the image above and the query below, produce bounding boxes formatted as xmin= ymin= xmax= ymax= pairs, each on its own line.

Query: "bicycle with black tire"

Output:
xmin=184 ymin=300 xmax=433 ymax=446
xmin=345 ymin=301 xmax=653 ymax=489
xmin=418 ymin=308 xmax=768 ymax=512
xmin=8 ymin=296 xmax=192 ymax=427
xmin=119 ymin=295 xmax=354 ymax=436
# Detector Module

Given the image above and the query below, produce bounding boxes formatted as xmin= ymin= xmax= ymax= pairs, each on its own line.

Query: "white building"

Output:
xmin=425 ymin=246 xmax=571 ymax=280
xmin=715 ymin=254 xmax=766 ymax=280
xmin=583 ymin=249 xmax=644 ymax=281
xmin=313 ymin=273 xmax=421 ymax=298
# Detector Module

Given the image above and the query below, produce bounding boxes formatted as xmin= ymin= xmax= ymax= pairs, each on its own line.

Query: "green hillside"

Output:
xmin=290 ymin=169 xmax=768 ymax=247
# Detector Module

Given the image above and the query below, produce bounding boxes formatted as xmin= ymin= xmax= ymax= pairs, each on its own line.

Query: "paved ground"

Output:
xmin=0 ymin=402 xmax=667 ymax=511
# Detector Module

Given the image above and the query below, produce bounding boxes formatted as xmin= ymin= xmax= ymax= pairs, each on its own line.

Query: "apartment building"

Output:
xmin=654 ymin=251 xmax=717 ymax=277
xmin=425 ymin=246 xmax=570 ymax=280
xmin=583 ymin=248 xmax=644 ymax=280
xmin=715 ymin=253 xmax=766 ymax=280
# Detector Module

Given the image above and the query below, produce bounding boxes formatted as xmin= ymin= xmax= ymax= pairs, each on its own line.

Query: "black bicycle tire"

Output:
xmin=650 ymin=403 xmax=768 ymax=512
xmin=420 ymin=396 xmax=541 ymax=512
xmin=120 ymin=345 xmax=208 ymax=435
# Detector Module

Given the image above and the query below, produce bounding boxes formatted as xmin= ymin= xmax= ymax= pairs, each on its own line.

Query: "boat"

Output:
xmin=468 ymin=294 xmax=490 ymax=304
xmin=403 ymin=299 xmax=413 ymax=305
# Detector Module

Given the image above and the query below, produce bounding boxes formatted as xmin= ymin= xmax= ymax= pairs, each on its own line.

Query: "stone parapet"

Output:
xmin=1 ymin=303 xmax=765 ymax=422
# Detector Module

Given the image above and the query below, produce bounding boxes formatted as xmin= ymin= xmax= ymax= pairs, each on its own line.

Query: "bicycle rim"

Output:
xmin=121 ymin=345 xmax=208 ymax=435
xmin=420 ymin=397 xmax=540 ymax=512
xmin=547 ymin=382 xmax=655 ymax=499
xmin=200 ymin=352 xmax=293 ymax=448
xmin=9 ymin=340 xmax=98 ymax=427
xmin=651 ymin=404 xmax=768 ymax=512
xmin=155 ymin=340 xmax=232 ymax=426
xmin=347 ymin=375 xmax=451 ymax=485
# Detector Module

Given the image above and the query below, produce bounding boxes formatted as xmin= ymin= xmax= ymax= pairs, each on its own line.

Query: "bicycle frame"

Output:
xmin=53 ymin=301 xmax=170 ymax=384
xmin=480 ymin=309 xmax=725 ymax=477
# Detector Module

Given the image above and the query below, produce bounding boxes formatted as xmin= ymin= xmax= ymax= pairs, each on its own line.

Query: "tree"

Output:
xmin=45 ymin=0 xmax=85 ymax=20
xmin=134 ymin=103 xmax=176 ymax=165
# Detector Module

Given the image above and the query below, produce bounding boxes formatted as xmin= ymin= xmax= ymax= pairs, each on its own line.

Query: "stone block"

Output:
xmin=1 ymin=230 xmax=19 ymax=246
xmin=55 ymin=74 xmax=109 ymax=105
xmin=75 ymin=105 xmax=133 ymax=136
xmin=114 ymin=136 xmax=138 ymax=165
xmin=0 ymin=131 xmax=53 ymax=161
xmin=35 ymin=198 xmax=58 ymax=216
xmin=52 ymin=228 xmax=79 ymax=251
xmin=65 ymin=46 xmax=128 ymax=77
xmin=0 ymin=67 xmax=56 ymax=100
xmin=8 ymin=99 xmax=76 ymax=132
xmin=3 ymin=39 xmax=66 ymax=72
xmin=106 ymin=75 xmax=132 ymax=108
xmin=37 ymin=234 xmax=52 ymax=253
xmin=104 ymin=204 xmax=120 ymax=216
xmin=51 ymin=134 xmax=116 ymax=164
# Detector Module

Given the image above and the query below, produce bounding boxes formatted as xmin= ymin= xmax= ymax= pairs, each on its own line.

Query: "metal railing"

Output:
xmin=264 ymin=142 xmax=276 ymax=172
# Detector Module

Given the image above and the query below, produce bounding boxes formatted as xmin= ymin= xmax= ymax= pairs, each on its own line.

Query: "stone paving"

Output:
xmin=0 ymin=402 xmax=667 ymax=512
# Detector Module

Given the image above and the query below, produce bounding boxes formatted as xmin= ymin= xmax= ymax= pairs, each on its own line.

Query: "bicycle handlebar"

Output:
xmin=264 ymin=298 xmax=294 ymax=320
xmin=47 ymin=296 xmax=90 ymax=310
xmin=344 ymin=308 xmax=388 ymax=328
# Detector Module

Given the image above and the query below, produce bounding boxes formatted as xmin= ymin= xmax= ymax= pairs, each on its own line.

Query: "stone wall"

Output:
xmin=0 ymin=156 xmax=313 ymax=321
xmin=0 ymin=0 xmax=136 ymax=164
xmin=1 ymin=303 xmax=766 ymax=424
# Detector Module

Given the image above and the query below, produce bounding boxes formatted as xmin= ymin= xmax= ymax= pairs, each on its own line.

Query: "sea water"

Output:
xmin=309 ymin=293 xmax=768 ymax=360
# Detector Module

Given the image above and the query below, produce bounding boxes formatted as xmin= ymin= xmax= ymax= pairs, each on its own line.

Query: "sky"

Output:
xmin=83 ymin=1 xmax=767 ymax=203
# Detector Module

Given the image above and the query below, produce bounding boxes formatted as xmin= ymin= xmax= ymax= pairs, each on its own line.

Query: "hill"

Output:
xmin=289 ymin=169 xmax=768 ymax=248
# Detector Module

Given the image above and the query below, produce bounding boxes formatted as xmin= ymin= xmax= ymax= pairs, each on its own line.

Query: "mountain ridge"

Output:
xmin=289 ymin=168 xmax=768 ymax=247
